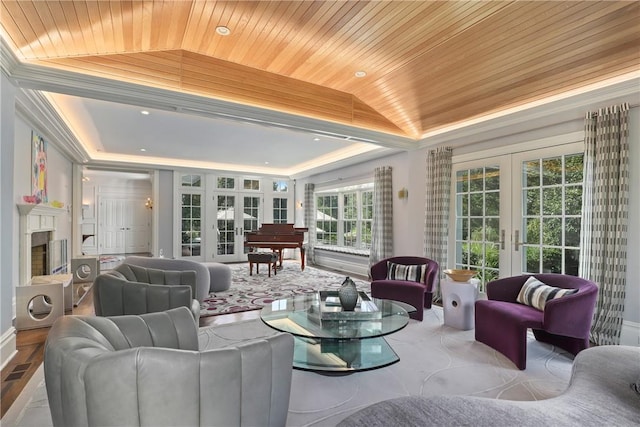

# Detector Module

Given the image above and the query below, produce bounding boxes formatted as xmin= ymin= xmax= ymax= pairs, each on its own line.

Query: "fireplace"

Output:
xmin=17 ymin=204 xmax=67 ymax=285
xmin=31 ymin=231 xmax=51 ymax=277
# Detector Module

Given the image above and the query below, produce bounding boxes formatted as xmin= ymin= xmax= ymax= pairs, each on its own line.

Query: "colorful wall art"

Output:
xmin=32 ymin=131 xmax=48 ymax=203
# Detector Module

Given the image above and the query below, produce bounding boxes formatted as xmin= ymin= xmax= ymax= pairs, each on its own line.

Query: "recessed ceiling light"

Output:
xmin=314 ymin=137 xmax=320 ymax=141
xmin=140 ymin=148 xmax=146 ymax=152
xmin=264 ymin=161 xmax=269 ymax=165
xmin=216 ymin=26 xmax=231 ymax=36
xmin=140 ymin=110 xmax=150 ymax=115
xmin=354 ymin=70 xmax=367 ymax=78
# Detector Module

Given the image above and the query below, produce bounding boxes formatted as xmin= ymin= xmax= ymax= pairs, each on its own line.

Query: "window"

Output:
xmin=316 ymin=184 xmax=373 ymax=250
xmin=273 ymin=180 xmax=288 ymax=192
xmin=316 ymin=195 xmax=338 ymax=245
xmin=182 ymin=174 xmax=201 ymax=187
xmin=217 ymin=177 xmax=235 ymax=189
xmin=243 ymin=179 xmax=260 ymax=190
xmin=343 ymin=193 xmax=357 ymax=247
xmin=361 ymin=190 xmax=373 ymax=249
xmin=273 ymin=198 xmax=288 ymax=223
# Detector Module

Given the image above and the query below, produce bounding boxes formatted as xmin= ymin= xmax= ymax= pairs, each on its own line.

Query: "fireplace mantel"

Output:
xmin=17 ymin=204 xmax=66 ymax=217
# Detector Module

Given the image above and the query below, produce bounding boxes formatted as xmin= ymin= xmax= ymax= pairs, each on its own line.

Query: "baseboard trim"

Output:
xmin=620 ymin=320 xmax=640 ymax=346
xmin=1 ymin=326 xmax=17 ymax=370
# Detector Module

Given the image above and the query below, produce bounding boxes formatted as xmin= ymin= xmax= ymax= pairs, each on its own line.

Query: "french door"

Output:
xmin=449 ymin=142 xmax=583 ymax=290
xmin=212 ymin=192 xmax=262 ymax=262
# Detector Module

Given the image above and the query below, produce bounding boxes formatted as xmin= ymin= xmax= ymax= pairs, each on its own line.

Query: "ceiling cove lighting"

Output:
xmin=216 ymin=26 xmax=231 ymax=36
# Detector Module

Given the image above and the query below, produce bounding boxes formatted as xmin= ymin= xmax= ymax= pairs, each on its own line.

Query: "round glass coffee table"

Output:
xmin=260 ymin=291 xmax=411 ymax=373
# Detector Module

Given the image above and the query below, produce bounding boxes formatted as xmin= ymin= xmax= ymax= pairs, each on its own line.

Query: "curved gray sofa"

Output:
xmin=338 ymin=345 xmax=640 ymax=426
xmin=93 ymin=263 xmax=201 ymax=320
xmin=124 ymin=256 xmax=211 ymax=302
xmin=44 ymin=307 xmax=295 ymax=427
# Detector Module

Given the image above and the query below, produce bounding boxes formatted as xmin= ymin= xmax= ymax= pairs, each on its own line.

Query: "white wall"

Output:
xmin=1 ymin=73 xmax=17 ymax=367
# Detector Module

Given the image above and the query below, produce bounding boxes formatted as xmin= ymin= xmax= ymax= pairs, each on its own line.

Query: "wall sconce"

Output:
xmin=145 ymin=197 xmax=153 ymax=210
xmin=398 ymin=188 xmax=408 ymax=200
xmin=296 ymin=201 xmax=303 ymax=209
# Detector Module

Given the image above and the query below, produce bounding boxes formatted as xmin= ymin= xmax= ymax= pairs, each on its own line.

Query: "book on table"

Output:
xmin=318 ymin=291 xmax=381 ymax=320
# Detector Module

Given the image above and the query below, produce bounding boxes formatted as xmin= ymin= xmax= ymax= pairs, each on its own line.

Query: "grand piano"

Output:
xmin=245 ymin=223 xmax=308 ymax=270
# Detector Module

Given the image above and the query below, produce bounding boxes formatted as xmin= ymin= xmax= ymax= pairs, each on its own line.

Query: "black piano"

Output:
xmin=245 ymin=224 xmax=308 ymax=270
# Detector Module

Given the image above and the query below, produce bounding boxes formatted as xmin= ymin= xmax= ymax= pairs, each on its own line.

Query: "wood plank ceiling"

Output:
xmin=2 ymin=1 xmax=639 ymax=140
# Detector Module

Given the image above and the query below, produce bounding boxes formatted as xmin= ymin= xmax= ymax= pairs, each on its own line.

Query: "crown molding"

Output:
xmin=4 ymin=54 xmax=415 ymax=151
xmin=15 ymin=89 xmax=90 ymax=163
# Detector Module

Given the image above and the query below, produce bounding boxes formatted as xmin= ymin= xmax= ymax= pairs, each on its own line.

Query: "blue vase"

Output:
xmin=338 ymin=277 xmax=358 ymax=311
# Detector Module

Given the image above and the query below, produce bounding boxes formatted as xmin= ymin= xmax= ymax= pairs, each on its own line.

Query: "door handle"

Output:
xmin=499 ymin=229 xmax=506 ymax=250
xmin=514 ymin=230 xmax=524 ymax=251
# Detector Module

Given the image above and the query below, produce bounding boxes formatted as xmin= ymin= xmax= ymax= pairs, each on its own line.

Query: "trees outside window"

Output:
xmin=316 ymin=185 xmax=373 ymax=250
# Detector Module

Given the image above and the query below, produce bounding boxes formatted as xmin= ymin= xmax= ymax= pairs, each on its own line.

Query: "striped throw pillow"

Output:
xmin=386 ymin=262 xmax=425 ymax=283
xmin=516 ymin=276 xmax=578 ymax=311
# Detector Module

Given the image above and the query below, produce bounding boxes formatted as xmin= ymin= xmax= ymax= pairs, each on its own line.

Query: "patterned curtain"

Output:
xmin=580 ymin=103 xmax=629 ymax=346
xmin=369 ymin=166 xmax=393 ymax=266
xmin=423 ymin=147 xmax=453 ymax=302
xmin=304 ymin=183 xmax=317 ymax=265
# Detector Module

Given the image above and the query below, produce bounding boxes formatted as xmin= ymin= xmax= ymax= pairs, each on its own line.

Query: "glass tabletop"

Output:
xmin=260 ymin=291 xmax=410 ymax=339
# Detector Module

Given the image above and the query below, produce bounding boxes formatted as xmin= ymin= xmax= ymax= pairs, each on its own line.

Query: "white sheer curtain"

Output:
xmin=423 ymin=147 xmax=453 ymax=302
xmin=369 ymin=166 xmax=393 ymax=266
xmin=580 ymin=103 xmax=630 ymax=346
xmin=304 ymin=183 xmax=316 ymax=265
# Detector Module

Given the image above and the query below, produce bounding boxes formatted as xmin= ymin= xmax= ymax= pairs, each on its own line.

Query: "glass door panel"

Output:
xmin=243 ymin=195 xmax=260 ymax=254
xmin=514 ymin=150 xmax=583 ymax=275
xmin=213 ymin=192 xmax=262 ymax=262
xmin=180 ymin=193 xmax=202 ymax=258
xmin=453 ymin=164 xmax=505 ymax=291
xmin=216 ymin=194 xmax=236 ymax=259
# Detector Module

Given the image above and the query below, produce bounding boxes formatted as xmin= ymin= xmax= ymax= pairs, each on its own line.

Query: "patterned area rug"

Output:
xmin=200 ymin=261 xmax=370 ymax=317
xmin=98 ymin=255 xmax=125 ymax=271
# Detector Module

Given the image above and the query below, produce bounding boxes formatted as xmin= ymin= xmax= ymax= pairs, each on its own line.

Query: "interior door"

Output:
xmin=450 ymin=142 xmax=583 ymax=289
xmin=99 ymin=198 xmax=125 ymax=254
xmin=213 ymin=192 xmax=262 ymax=262
xmin=99 ymin=197 xmax=150 ymax=254
xmin=125 ymin=200 xmax=151 ymax=253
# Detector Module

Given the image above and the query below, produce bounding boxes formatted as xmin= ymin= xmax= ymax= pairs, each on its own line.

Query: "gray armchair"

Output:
xmin=93 ymin=263 xmax=201 ymax=320
xmin=44 ymin=307 xmax=295 ymax=427
xmin=124 ymin=256 xmax=211 ymax=302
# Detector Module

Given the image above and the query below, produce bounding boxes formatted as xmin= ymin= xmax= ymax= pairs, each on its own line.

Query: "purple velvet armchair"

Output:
xmin=475 ymin=274 xmax=598 ymax=370
xmin=370 ymin=256 xmax=439 ymax=321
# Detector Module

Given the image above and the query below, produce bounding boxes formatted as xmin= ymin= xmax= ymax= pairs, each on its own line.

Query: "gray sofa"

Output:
xmin=44 ymin=307 xmax=295 ymax=427
xmin=93 ymin=263 xmax=201 ymax=320
xmin=339 ymin=345 xmax=640 ymax=426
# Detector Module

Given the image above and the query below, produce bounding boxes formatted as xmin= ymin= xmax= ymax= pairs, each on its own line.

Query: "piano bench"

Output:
xmin=248 ymin=253 xmax=278 ymax=277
